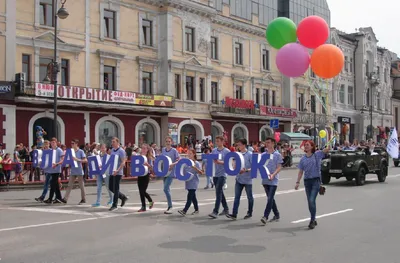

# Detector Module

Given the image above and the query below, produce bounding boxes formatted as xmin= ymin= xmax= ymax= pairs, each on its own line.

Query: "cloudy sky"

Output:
xmin=327 ymin=0 xmax=398 ymax=56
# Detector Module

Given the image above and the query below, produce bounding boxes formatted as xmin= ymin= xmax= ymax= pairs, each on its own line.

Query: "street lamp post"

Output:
xmin=44 ymin=0 xmax=69 ymax=138
xmin=361 ymin=72 xmax=379 ymax=140
xmin=304 ymin=97 xmax=317 ymax=145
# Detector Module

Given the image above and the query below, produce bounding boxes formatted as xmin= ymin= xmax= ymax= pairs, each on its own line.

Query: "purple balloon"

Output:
xmin=276 ymin=43 xmax=310 ymax=78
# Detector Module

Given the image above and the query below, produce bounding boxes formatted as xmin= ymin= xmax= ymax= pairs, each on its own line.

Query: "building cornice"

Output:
xmin=137 ymin=56 xmax=160 ymax=66
xmin=136 ymin=0 xmax=217 ymax=17
xmin=97 ymin=49 xmax=125 ymax=60
xmin=212 ymin=15 xmax=265 ymax=37
xmin=16 ymin=36 xmax=84 ymax=53
xmin=251 ymin=76 xmax=281 ymax=87
xmin=231 ymin=74 xmax=251 ymax=82
xmin=169 ymin=59 xmax=216 ymax=74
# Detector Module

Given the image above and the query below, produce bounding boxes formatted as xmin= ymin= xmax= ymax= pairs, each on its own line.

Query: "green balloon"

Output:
xmin=266 ymin=17 xmax=297 ymax=49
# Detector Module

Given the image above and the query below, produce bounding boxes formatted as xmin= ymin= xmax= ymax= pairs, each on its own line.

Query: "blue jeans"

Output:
xmin=163 ymin=176 xmax=174 ymax=208
xmin=40 ymin=173 xmax=51 ymax=198
xmin=96 ymin=174 xmax=113 ymax=204
xmin=232 ymin=181 xmax=253 ymax=216
xmin=206 ymin=176 xmax=212 ymax=187
xmin=213 ymin=177 xmax=229 ymax=214
xmin=263 ymin=185 xmax=279 ymax=218
xmin=304 ymin=178 xmax=320 ymax=221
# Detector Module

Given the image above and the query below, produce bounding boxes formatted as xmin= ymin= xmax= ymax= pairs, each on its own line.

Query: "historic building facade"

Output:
xmin=330 ymin=27 xmax=394 ymax=143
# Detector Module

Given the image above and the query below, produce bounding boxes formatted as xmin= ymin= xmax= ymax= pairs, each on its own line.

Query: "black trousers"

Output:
xmin=109 ymin=175 xmax=126 ymax=207
xmin=48 ymin=173 xmax=62 ymax=200
xmin=138 ymin=174 xmax=152 ymax=208
xmin=183 ymin=189 xmax=198 ymax=212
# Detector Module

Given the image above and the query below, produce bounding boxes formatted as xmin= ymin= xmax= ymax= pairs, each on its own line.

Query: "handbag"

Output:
xmin=314 ymin=153 xmax=326 ymax=196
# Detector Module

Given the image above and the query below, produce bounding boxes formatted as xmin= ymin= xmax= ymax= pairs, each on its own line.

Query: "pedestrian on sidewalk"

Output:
xmin=161 ymin=136 xmax=180 ymax=214
xmin=295 ymin=140 xmax=330 ymax=229
xmin=2 ymin=153 xmax=12 ymax=184
xmin=92 ymin=144 xmax=113 ymax=207
xmin=203 ymin=148 xmax=214 ymax=189
xmin=261 ymin=137 xmax=283 ymax=225
xmin=178 ymin=149 xmax=202 ymax=216
xmin=226 ymin=138 xmax=254 ymax=220
xmin=108 ymin=137 xmax=128 ymax=212
xmin=61 ymin=139 xmax=87 ymax=205
xmin=46 ymin=138 xmax=64 ymax=204
xmin=35 ymin=140 xmax=51 ymax=202
xmin=136 ymin=144 xmax=154 ymax=212
xmin=208 ymin=135 xmax=230 ymax=219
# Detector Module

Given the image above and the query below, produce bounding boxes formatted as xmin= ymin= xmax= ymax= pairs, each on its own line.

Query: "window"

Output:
xmin=366 ymin=60 xmax=369 ymax=76
xmin=185 ymin=27 xmax=195 ymax=52
xmin=199 ymin=78 xmax=205 ymax=102
xmin=321 ymin=97 xmax=326 ymax=114
xmin=366 ymin=88 xmax=370 ymax=106
xmin=211 ymin=37 xmax=218 ymax=60
xmin=311 ymin=95 xmax=316 ymax=113
xmin=211 ymin=81 xmax=218 ymax=104
xmin=104 ymin=10 xmax=116 ymax=39
xmin=278 ymin=0 xmax=290 ymax=18
xmin=377 ymin=92 xmax=381 ymax=109
xmin=22 ymin=54 xmax=31 ymax=83
xmin=235 ymin=85 xmax=243 ymax=99
xmin=39 ymin=57 xmax=52 ymax=83
xmin=60 ymin=59 xmax=69 ymax=86
xmin=142 ymin=72 xmax=152 ymax=94
xmin=298 ymin=93 xmax=304 ymax=111
xmin=175 ymin=74 xmax=181 ymax=99
xmin=262 ymin=89 xmax=269 ymax=106
xmin=99 ymin=121 xmax=119 ymax=147
xmin=262 ymin=49 xmax=270 ymax=70
xmin=104 ymin=66 xmax=115 ymax=90
xmin=345 ymin=56 xmax=348 ymax=72
xmin=186 ymin=76 xmax=194 ymax=100
xmin=350 ymin=58 xmax=353 ymax=73
xmin=255 ymin=88 xmax=260 ymax=105
xmin=377 ymin=66 xmax=380 ymax=77
xmin=235 ymin=42 xmax=243 ymax=65
xmin=40 ymin=0 xmax=53 ymax=27
xmin=272 ymin=90 xmax=276 ymax=106
xmin=338 ymin=84 xmax=345 ymax=103
xmin=384 ymin=68 xmax=388 ymax=83
xmin=142 ymin=19 xmax=152 ymax=46
xmin=348 ymin=86 xmax=354 ymax=105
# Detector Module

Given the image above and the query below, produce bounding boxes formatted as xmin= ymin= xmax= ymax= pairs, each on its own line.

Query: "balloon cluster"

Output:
xmin=266 ymin=16 xmax=344 ymax=79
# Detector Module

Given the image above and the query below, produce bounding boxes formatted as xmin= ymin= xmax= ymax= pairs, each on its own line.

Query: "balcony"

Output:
xmin=392 ymin=90 xmax=400 ymax=100
xmin=293 ymin=111 xmax=328 ymax=125
xmin=15 ymin=82 xmax=175 ymax=112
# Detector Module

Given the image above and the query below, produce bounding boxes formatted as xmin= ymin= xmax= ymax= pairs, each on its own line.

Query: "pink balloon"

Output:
xmin=276 ymin=43 xmax=310 ymax=78
xmin=274 ymin=132 xmax=281 ymax=143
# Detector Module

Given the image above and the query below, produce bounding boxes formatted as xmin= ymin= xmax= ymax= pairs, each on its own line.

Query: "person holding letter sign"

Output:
xmin=92 ymin=144 xmax=113 ymax=207
xmin=178 ymin=149 xmax=203 ymax=216
xmin=208 ymin=135 xmax=230 ymax=219
xmin=261 ymin=137 xmax=283 ymax=225
xmin=47 ymin=138 xmax=65 ymax=204
xmin=108 ymin=137 xmax=129 ymax=212
xmin=226 ymin=138 xmax=254 ymax=220
xmin=61 ymin=139 xmax=87 ymax=205
xmin=295 ymin=140 xmax=330 ymax=229
xmin=161 ymin=136 xmax=180 ymax=214
xmin=136 ymin=144 xmax=154 ymax=212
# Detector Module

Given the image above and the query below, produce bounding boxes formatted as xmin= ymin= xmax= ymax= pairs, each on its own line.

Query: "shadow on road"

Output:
xmin=268 ymin=226 xmax=309 ymax=236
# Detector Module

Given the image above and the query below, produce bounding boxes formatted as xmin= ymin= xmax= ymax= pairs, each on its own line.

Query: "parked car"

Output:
xmin=320 ymin=146 xmax=389 ymax=186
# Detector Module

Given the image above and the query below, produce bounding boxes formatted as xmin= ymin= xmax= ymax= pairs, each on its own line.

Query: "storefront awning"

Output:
xmin=280 ymin=132 xmax=312 ymax=141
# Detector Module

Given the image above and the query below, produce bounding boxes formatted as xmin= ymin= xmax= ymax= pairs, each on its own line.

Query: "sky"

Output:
xmin=327 ymin=0 xmax=399 ymax=56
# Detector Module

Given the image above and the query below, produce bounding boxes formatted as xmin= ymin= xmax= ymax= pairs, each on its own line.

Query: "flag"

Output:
xmin=386 ymin=127 xmax=399 ymax=158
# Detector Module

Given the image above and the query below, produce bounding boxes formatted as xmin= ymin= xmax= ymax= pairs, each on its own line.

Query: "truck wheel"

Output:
xmin=355 ymin=167 xmax=366 ymax=186
xmin=321 ymin=172 xmax=331 ymax=185
xmin=394 ymin=161 xmax=399 ymax=167
xmin=346 ymin=176 xmax=353 ymax=181
xmin=377 ymin=164 xmax=387 ymax=182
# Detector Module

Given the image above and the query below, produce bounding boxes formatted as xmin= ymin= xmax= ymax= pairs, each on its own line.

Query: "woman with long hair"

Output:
xmin=137 ymin=144 xmax=154 ymax=212
xmin=295 ymin=140 xmax=330 ymax=229
xmin=178 ymin=149 xmax=203 ymax=216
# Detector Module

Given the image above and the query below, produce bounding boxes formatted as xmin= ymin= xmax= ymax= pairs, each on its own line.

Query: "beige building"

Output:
xmin=0 ymin=0 xmax=320 ymax=151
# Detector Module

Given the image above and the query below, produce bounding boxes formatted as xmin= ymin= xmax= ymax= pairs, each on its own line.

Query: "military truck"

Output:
xmin=320 ymin=146 xmax=389 ymax=186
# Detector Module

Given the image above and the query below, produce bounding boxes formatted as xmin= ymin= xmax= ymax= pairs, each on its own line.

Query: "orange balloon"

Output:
xmin=310 ymin=44 xmax=344 ymax=79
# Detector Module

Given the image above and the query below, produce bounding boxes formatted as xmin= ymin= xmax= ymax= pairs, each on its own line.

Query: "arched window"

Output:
xmin=138 ymin=122 xmax=155 ymax=146
xmin=233 ymin=127 xmax=245 ymax=143
xmin=260 ymin=128 xmax=272 ymax=141
xmin=99 ymin=121 xmax=119 ymax=147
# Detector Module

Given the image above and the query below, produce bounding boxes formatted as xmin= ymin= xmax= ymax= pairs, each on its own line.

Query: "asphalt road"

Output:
xmin=1 ymin=167 xmax=400 ymax=263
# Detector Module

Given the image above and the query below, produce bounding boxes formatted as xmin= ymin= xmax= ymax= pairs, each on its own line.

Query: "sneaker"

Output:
xmin=57 ymin=198 xmax=67 ymax=204
xmin=269 ymin=215 xmax=280 ymax=222
xmin=204 ymin=186 xmax=209 ymax=189
xmin=261 ymin=217 xmax=268 ymax=225
xmin=244 ymin=214 xmax=252 ymax=219
xmin=53 ymin=199 xmax=62 ymax=204
xmin=224 ymin=184 xmax=228 ymax=189
xmin=43 ymin=199 xmax=53 ymax=204
xmin=78 ymin=200 xmax=86 ymax=205
xmin=218 ymin=210 xmax=228 ymax=216
xmin=164 ymin=207 xmax=172 ymax=214
xmin=92 ymin=203 xmax=101 ymax=207
xmin=308 ymin=220 xmax=317 ymax=229
xmin=107 ymin=201 xmax=113 ymax=206
xmin=178 ymin=210 xmax=186 ymax=216
xmin=35 ymin=197 xmax=44 ymax=202
xmin=149 ymin=201 xmax=154 ymax=209
xmin=109 ymin=206 xmax=118 ymax=212
xmin=191 ymin=210 xmax=199 ymax=215
xmin=121 ymin=196 xmax=128 ymax=207
xmin=138 ymin=207 xmax=146 ymax=212
xmin=211 ymin=183 xmax=214 ymax=188
xmin=208 ymin=212 xmax=218 ymax=219
xmin=226 ymin=214 xmax=237 ymax=220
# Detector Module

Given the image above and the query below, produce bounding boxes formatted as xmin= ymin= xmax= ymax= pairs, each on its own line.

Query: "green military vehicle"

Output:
xmin=320 ymin=146 xmax=389 ymax=186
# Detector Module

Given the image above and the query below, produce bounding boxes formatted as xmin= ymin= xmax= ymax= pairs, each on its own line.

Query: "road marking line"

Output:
xmin=0 ymin=217 xmax=98 ymax=232
xmin=128 ymin=187 xmax=185 ymax=192
xmin=4 ymin=207 xmax=94 ymax=216
xmin=291 ymin=209 xmax=354 ymax=224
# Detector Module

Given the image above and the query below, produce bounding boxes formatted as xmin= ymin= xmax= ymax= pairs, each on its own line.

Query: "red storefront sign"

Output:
xmin=260 ymin=105 xmax=297 ymax=118
xmin=35 ymin=83 xmax=173 ymax=107
xmin=224 ymin=97 xmax=254 ymax=109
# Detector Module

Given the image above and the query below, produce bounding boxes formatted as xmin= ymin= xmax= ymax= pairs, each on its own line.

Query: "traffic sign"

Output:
xmin=269 ymin=119 xmax=279 ymax=129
